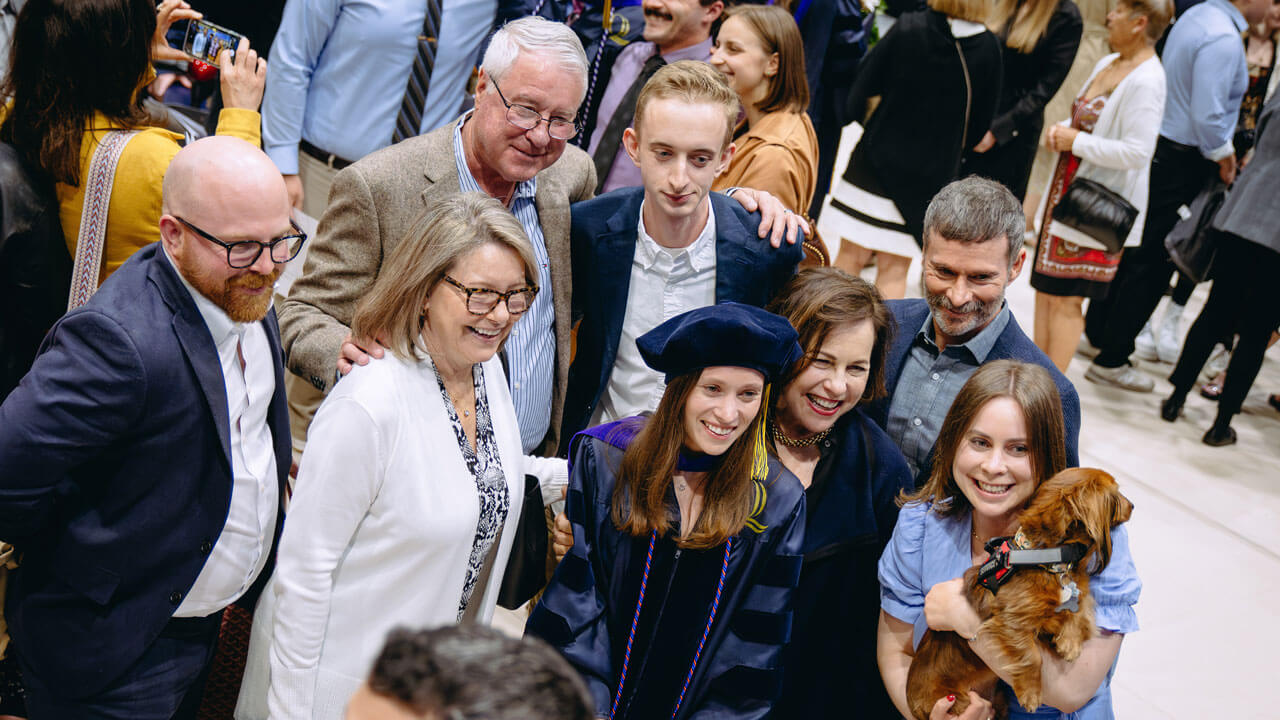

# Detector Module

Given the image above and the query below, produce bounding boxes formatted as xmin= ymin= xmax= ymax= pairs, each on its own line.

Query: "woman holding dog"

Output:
xmin=877 ymin=360 xmax=1140 ymax=719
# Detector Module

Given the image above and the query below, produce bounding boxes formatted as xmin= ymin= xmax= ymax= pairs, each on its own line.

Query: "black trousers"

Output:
xmin=1087 ymin=137 xmax=1217 ymax=366
xmin=1169 ymin=233 xmax=1280 ymax=419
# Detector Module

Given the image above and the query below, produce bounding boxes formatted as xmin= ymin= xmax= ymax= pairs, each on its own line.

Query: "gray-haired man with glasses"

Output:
xmin=0 ymin=136 xmax=295 ymax=716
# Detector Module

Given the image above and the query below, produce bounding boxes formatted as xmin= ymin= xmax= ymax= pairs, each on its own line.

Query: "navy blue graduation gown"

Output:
xmin=527 ymin=422 xmax=806 ymax=720
xmin=773 ymin=409 xmax=914 ymax=718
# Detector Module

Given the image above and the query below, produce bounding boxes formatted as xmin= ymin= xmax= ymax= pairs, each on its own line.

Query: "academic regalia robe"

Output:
xmin=527 ymin=420 xmax=806 ymax=720
xmin=773 ymin=410 xmax=914 ymax=718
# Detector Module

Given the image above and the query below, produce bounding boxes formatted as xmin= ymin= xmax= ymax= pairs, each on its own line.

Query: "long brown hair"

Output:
xmin=766 ymin=267 xmax=894 ymax=403
xmin=0 ymin=0 xmax=158 ymax=186
xmin=901 ymin=360 xmax=1067 ymax=517
xmin=987 ymin=0 xmax=1059 ymax=53
xmin=717 ymin=4 xmax=810 ymax=114
xmin=611 ymin=372 xmax=770 ymax=549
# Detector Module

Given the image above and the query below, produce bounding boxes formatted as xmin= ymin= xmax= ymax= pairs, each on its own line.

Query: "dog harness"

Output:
xmin=976 ymin=529 xmax=1086 ymax=612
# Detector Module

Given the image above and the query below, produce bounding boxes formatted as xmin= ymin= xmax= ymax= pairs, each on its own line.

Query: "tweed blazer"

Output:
xmin=1214 ymin=94 xmax=1280 ymax=255
xmin=278 ymin=118 xmax=596 ymax=454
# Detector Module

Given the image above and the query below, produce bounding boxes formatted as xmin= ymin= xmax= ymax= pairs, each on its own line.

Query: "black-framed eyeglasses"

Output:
xmin=491 ymin=79 xmax=579 ymax=140
xmin=175 ymin=217 xmax=307 ymax=269
xmin=442 ymin=275 xmax=539 ymax=316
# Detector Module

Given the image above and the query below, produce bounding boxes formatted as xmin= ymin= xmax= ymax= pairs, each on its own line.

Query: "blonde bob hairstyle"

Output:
xmin=900 ymin=359 xmax=1067 ymax=517
xmin=351 ymin=192 xmax=538 ymax=362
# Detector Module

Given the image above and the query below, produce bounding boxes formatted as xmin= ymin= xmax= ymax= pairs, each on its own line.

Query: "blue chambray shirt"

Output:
xmin=1158 ymin=0 xmax=1249 ymax=161
xmin=886 ymin=304 xmax=1012 ymax=478
xmin=454 ymin=116 xmax=555 ymax=453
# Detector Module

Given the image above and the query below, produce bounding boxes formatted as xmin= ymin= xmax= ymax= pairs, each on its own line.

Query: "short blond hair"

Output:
xmin=633 ymin=60 xmax=740 ymax=151
xmin=352 ymin=192 xmax=538 ymax=362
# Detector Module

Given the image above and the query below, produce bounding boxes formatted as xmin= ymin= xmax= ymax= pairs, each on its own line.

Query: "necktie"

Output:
xmin=592 ymin=52 xmax=666 ymax=193
xmin=392 ymin=0 xmax=445 ymax=144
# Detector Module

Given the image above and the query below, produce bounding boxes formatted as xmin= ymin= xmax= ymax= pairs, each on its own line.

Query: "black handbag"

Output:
xmin=496 ymin=474 xmax=550 ymax=610
xmin=1165 ymin=180 xmax=1226 ymax=284
xmin=1048 ymin=177 xmax=1138 ymax=254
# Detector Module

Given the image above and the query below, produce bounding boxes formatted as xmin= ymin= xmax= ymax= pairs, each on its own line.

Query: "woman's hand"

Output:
xmin=219 ymin=37 xmax=267 ymax=111
xmin=973 ymin=131 xmax=997 ymax=153
xmin=152 ymin=0 xmax=201 ymax=63
xmin=552 ymin=506 xmax=573 ymax=561
xmin=930 ymin=691 xmax=993 ymax=720
xmin=1045 ymin=125 xmax=1081 ymax=154
xmin=924 ymin=578 xmax=982 ymax=638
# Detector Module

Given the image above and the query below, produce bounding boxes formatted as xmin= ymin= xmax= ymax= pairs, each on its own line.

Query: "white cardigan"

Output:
xmin=249 ymin=352 xmax=527 ymax=720
xmin=1036 ymin=53 xmax=1166 ymax=248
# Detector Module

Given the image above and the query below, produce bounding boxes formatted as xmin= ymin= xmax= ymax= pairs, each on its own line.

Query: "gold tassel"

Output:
xmin=744 ymin=385 xmax=771 ymax=533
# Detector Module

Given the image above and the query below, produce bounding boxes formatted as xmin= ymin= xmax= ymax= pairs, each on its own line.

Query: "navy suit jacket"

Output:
xmin=0 ymin=243 xmax=291 ymax=697
xmin=865 ymin=299 xmax=1081 ymax=486
xmin=559 ymin=188 xmax=804 ymax=453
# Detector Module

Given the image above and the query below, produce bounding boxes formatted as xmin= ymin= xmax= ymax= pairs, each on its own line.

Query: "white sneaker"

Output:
xmin=1134 ymin=320 xmax=1159 ymax=362
xmin=1076 ymin=336 xmax=1101 ymax=360
xmin=1156 ymin=303 xmax=1185 ymax=363
xmin=1085 ymin=362 xmax=1155 ymax=393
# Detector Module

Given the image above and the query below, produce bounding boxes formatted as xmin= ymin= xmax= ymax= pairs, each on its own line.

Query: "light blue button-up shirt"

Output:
xmin=453 ymin=116 xmax=555 ymax=453
xmin=1159 ymin=0 xmax=1248 ymax=161
xmin=262 ymin=0 xmax=497 ymax=174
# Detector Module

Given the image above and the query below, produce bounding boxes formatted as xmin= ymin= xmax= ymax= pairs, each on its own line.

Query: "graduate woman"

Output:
xmin=527 ymin=303 xmax=807 ymax=720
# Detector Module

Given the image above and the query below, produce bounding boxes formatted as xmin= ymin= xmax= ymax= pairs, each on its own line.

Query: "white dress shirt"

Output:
xmin=165 ymin=251 xmax=279 ymax=618
xmin=592 ymin=201 xmax=717 ymax=425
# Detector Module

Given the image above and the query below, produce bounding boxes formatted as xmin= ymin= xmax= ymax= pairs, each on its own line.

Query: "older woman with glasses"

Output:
xmin=240 ymin=192 xmax=547 ymax=720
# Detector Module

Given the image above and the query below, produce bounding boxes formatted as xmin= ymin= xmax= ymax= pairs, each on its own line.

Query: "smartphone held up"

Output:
xmin=180 ymin=19 xmax=244 ymax=68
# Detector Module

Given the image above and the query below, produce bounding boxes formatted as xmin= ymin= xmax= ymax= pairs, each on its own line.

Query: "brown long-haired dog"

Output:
xmin=905 ymin=468 xmax=1134 ymax=720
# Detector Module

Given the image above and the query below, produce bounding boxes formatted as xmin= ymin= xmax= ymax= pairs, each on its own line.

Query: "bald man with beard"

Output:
xmin=0 ymin=136 xmax=296 ymax=718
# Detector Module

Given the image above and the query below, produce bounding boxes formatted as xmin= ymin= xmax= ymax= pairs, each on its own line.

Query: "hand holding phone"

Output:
xmin=219 ymin=37 xmax=267 ymax=111
xmin=153 ymin=0 xmax=201 ymax=64
xmin=183 ymin=18 xmax=246 ymax=68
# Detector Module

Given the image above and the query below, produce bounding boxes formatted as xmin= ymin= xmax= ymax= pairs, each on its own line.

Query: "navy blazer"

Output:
xmin=0 ymin=243 xmax=291 ymax=698
xmin=560 ymin=188 xmax=804 ymax=453
xmin=865 ymin=299 xmax=1081 ymax=486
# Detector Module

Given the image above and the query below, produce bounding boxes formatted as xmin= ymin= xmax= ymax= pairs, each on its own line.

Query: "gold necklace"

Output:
xmin=770 ymin=421 xmax=831 ymax=448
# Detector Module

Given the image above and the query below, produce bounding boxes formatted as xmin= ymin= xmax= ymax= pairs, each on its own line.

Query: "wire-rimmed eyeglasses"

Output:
xmin=490 ymin=79 xmax=579 ymax=140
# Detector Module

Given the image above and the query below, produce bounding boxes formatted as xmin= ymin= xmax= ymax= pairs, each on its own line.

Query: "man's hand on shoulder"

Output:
xmin=726 ymin=188 xmax=809 ymax=248
xmin=337 ymin=333 xmax=387 ymax=376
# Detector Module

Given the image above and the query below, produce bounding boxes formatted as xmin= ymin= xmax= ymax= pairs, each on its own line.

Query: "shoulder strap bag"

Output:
xmin=67 ymin=129 xmax=138 ymax=311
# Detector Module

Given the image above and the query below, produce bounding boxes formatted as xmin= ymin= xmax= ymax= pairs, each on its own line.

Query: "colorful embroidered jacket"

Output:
xmin=527 ymin=420 xmax=806 ymax=720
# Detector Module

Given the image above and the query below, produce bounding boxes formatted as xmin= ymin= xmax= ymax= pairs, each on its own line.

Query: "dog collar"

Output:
xmin=975 ymin=530 xmax=1087 ymax=600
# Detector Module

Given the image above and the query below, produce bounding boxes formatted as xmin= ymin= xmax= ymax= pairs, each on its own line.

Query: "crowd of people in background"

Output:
xmin=0 ymin=0 xmax=1275 ymax=716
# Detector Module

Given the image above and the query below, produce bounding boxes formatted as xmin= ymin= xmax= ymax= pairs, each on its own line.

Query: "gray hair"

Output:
xmin=482 ymin=16 xmax=589 ymax=98
xmin=922 ymin=176 xmax=1024 ymax=268
xmin=367 ymin=625 xmax=595 ymax=720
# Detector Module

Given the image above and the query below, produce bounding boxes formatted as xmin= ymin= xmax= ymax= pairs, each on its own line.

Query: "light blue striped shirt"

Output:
xmin=262 ymin=0 xmax=496 ymax=174
xmin=453 ymin=117 xmax=555 ymax=452
xmin=1158 ymin=0 xmax=1248 ymax=161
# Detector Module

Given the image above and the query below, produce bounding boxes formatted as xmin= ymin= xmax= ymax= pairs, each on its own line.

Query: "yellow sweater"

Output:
xmin=59 ymin=108 xmax=262 ymax=281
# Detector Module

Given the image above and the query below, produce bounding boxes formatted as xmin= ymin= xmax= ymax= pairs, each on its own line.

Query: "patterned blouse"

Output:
xmin=430 ymin=360 xmax=510 ymax=620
